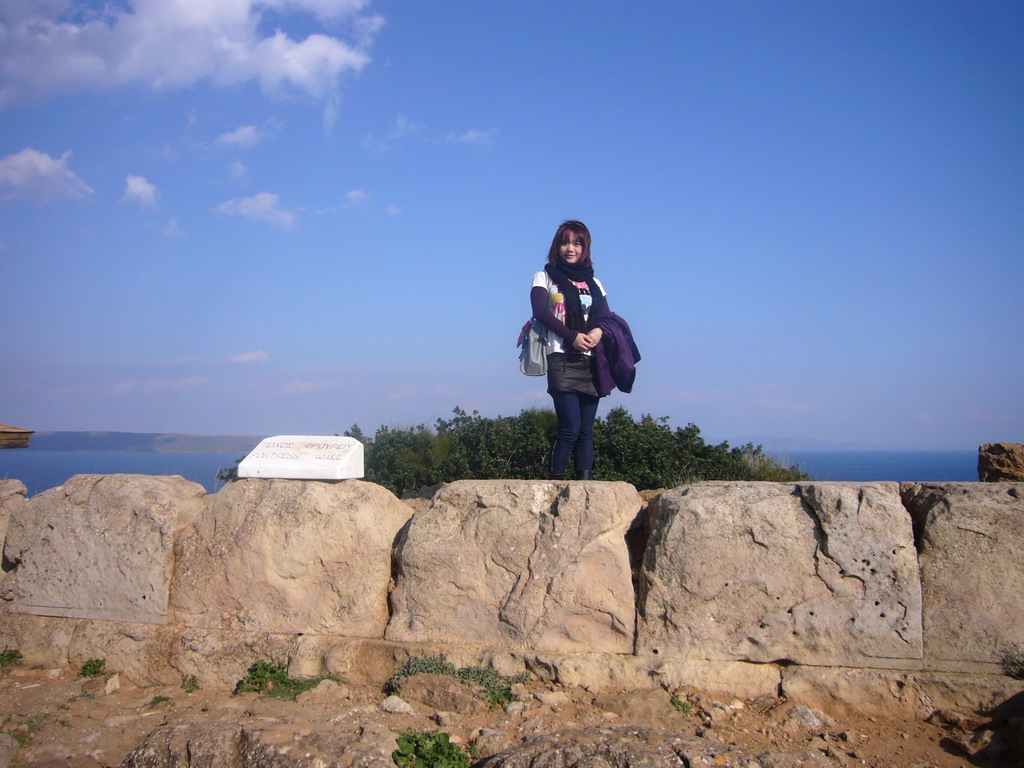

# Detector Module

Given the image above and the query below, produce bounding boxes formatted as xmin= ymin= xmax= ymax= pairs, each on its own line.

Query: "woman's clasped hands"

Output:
xmin=571 ymin=327 xmax=603 ymax=352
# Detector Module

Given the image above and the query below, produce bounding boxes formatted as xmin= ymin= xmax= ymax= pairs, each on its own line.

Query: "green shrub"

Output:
xmin=671 ymin=696 xmax=693 ymax=714
xmin=386 ymin=654 xmax=526 ymax=709
xmin=78 ymin=658 xmax=107 ymax=678
xmin=0 ymin=649 xmax=23 ymax=669
xmin=181 ymin=674 xmax=200 ymax=693
xmin=738 ymin=445 xmax=808 ymax=482
xmin=349 ymin=405 xmax=805 ymax=494
xmin=392 ymin=729 xmax=468 ymax=768
xmin=216 ymin=458 xmax=242 ymax=483
xmin=233 ymin=659 xmax=336 ymax=701
xmin=146 ymin=695 xmax=171 ymax=708
xmin=1000 ymin=643 xmax=1024 ymax=679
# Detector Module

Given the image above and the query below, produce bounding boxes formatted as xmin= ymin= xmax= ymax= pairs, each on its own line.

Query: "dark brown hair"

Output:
xmin=546 ymin=220 xmax=592 ymax=267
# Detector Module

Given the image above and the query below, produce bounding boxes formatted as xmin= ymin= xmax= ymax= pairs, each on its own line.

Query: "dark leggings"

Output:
xmin=549 ymin=391 xmax=600 ymax=476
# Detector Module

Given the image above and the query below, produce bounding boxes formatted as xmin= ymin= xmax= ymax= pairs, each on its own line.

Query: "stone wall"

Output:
xmin=1 ymin=475 xmax=1021 ymax=718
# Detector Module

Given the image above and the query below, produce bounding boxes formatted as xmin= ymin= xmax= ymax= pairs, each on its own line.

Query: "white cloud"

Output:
xmin=384 ymin=204 xmax=401 ymax=216
xmin=445 ymin=128 xmax=497 ymax=148
xmin=216 ymin=125 xmax=262 ymax=148
xmin=0 ymin=0 xmax=383 ymax=108
xmin=0 ymin=148 xmax=93 ymax=202
xmin=363 ymin=115 xmax=420 ymax=152
xmin=229 ymin=160 xmax=250 ymax=183
xmin=163 ymin=218 xmax=185 ymax=238
xmin=344 ymin=189 xmax=370 ymax=208
xmin=123 ymin=174 xmax=158 ymax=208
xmin=215 ymin=192 xmax=296 ymax=228
xmin=230 ymin=350 xmax=271 ymax=364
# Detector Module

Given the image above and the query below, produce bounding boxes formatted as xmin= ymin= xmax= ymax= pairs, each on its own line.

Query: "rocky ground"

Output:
xmin=1 ymin=663 xmax=1021 ymax=768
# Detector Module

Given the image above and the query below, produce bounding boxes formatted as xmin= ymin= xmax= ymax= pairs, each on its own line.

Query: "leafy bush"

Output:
xmin=233 ymin=659 xmax=337 ymax=701
xmin=0 ymin=649 xmax=23 ymax=669
xmin=78 ymin=658 xmax=107 ymax=678
xmin=348 ymin=406 xmax=806 ymax=495
xmin=216 ymin=458 xmax=242 ymax=483
xmin=181 ymin=674 xmax=200 ymax=693
xmin=386 ymin=654 xmax=526 ymax=709
xmin=392 ymin=728 xmax=468 ymax=768
xmin=671 ymin=696 xmax=693 ymax=714
xmin=1000 ymin=643 xmax=1024 ymax=679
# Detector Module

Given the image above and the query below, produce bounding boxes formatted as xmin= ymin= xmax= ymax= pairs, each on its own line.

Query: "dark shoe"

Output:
xmin=575 ymin=470 xmax=593 ymax=480
xmin=548 ymin=471 xmax=566 ymax=480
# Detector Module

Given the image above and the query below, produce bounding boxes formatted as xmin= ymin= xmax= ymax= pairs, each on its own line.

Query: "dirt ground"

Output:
xmin=0 ymin=664 xmax=1020 ymax=768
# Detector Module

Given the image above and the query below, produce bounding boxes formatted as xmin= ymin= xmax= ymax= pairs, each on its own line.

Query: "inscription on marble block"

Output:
xmin=238 ymin=435 xmax=364 ymax=480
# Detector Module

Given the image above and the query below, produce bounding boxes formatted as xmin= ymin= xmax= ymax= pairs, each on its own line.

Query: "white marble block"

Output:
xmin=237 ymin=435 xmax=364 ymax=480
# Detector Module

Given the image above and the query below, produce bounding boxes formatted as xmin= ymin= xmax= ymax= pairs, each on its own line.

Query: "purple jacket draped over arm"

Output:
xmin=593 ymin=313 xmax=641 ymax=397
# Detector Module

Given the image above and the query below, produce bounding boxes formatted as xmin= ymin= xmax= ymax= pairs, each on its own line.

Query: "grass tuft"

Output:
xmin=386 ymin=654 xmax=527 ymax=709
xmin=181 ymin=674 xmax=200 ymax=693
xmin=233 ymin=659 xmax=338 ymax=701
xmin=78 ymin=658 xmax=107 ymax=678
xmin=1000 ymin=643 xmax=1024 ymax=679
xmin=0 ymin=649 xmax=23 ymax=669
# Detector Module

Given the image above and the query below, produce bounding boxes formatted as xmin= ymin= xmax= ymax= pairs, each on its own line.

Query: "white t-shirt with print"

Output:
xmin=532 ymin=271 xmax=606 ymax=355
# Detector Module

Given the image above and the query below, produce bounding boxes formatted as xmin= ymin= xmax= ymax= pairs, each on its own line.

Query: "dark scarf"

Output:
xmin=545 ymin=261 xmax=599 ymax=333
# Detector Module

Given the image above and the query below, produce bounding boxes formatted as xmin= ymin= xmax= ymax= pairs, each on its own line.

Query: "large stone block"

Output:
xmin=902 ymin=482 xmax=1024 ymax=672
xmin=1 ymin=474 xmax=206 ymax=623
xmin=170 ymin=478 xmax=413 ymax=637
xmin=0 ymin=480 xmax=26 ymax=575
xmin=978 ymin=442 xmax=1024 ymax=481
xmin=637 ymin=482 xmax=922 ymax=668
xmin=782 ymin=665 xmax=1023 ymax=720
xmin=385 ymin=480 xmax=641 ymax=654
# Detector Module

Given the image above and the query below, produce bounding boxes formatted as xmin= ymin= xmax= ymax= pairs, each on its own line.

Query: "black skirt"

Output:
xmin=546 ymin=352 xmax=599 ymax=397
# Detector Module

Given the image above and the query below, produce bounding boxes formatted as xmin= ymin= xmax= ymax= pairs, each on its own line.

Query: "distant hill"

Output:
xmin=29 ymin=431 xmax=264 ymax=453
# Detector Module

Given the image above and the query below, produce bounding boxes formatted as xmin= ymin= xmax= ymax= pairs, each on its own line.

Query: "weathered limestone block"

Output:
xmin=782 ymin=666 xmax=1023 ymax=720
xmin=978 ymin=442 xmax=1024 ymax=481
xmin=901 ymin=482 xmax=1024 ymax=672
xmin=0 ymin=480 xmax=26 ymax=574
xmin=476 ymin=726 xmax=832 ymax=768
xmin=637 ymin=482 xmax=922 ymax=668
xmin=2 ymin=474 xmax=206 ymax=623
xmin=386 ymin=480 xmax=641 ymax=654
xmin=2 ymin=482 xmax=61 ymax=569
xmin=170 ymin=478 xmax=413 ymax=637
xmin=122 ymin=719 xmax=396 ymax=768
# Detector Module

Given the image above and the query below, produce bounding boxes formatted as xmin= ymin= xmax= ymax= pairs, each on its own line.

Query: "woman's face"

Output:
xmin=559 ymin=232 xmax=584 ymax=265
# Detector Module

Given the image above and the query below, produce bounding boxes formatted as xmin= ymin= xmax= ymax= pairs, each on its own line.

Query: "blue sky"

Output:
xmin=1 ymin=1 xmax=1021 ymax=450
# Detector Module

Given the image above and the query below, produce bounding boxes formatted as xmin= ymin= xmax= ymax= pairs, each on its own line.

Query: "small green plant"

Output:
xmin=7 ymin=730 xmax=31 ymax=748
xmin=78 ymin=658 xmax=107 ymax=678
xmin=146 ymin=695 xmax=171 ymax=708
xmin=65 ymin=690 xmax=95 ymax=706
xmin=386 ymin=654 xmax=526 ymax=709
xmin=671 ymin=696 xmax=693 ymax=714
xmin=216 ymin=458 xmax=242 ymax=484
xmin=1 ymin=714 xmax=48 ymax=748
xmin=1000 ymin=642 xmax=1024 ymax=679
xmin=0 ymin=649 xmax=23 ymax=669
xmin=233 ymin=659 xmax=336 ymax=701
xmin=392 ymin=729 xmax=469 ymax=768
xmin=181 ymin=674 xmax=200 ymax=693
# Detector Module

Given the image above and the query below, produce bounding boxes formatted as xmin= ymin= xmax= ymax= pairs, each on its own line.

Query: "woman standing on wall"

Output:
xmin=530 ymin=220 xmax=609 ymax=480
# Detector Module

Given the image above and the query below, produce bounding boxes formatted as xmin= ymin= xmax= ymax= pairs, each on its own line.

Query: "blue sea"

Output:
xmin=0 ymin=451 xmax=242 ymax=496
xmin=0 ymin=448 xmax=978 ymax=497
